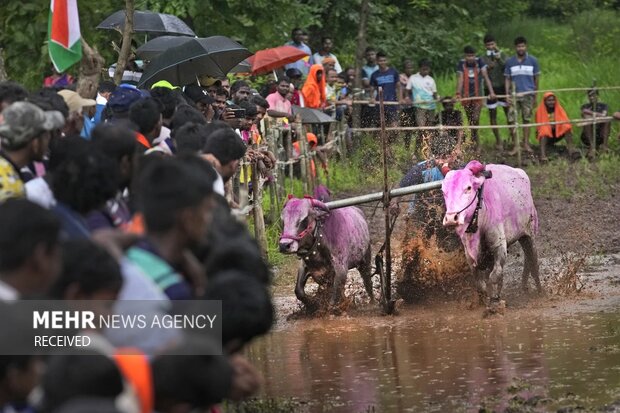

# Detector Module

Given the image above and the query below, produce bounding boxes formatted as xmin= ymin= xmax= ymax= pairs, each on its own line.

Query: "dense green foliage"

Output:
xmin=1 ymin=0 xmax=618 ymax=88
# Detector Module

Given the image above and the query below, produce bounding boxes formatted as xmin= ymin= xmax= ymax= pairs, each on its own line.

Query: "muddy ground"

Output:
xmin=270 ymin=153 xmax=620 ymax=325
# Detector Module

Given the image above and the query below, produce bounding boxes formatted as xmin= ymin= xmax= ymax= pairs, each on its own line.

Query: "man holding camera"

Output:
xmin=481 ymin=34 xmax=508 ymax=151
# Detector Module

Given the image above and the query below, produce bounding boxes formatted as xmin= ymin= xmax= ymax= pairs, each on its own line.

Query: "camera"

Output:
xmin=230 ymin=108 xmax=246 ymax=118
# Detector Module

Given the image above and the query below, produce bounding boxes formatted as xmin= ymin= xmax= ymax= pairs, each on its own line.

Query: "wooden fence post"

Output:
xmin=263 ymin=120 xmax=277 ymax=224
xmin=295 ymin=116 xmax=309 ymax=194
xmin=251 ymin=158 xmax=269 ymax=261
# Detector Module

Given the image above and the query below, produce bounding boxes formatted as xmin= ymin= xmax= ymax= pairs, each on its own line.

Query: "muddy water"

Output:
xmin=247 ymin=305 xmax=620 ymax=412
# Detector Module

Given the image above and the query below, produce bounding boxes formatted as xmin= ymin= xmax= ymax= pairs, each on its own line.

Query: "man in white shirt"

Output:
xmin=406 ymin=59 xmax=438 ymax=154
xmin=312 ymin=37 xmax=343 ymax=73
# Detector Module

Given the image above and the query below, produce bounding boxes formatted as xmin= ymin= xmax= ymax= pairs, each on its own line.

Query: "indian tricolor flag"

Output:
xmin=48 ymin=0 xmax=82 ymax=72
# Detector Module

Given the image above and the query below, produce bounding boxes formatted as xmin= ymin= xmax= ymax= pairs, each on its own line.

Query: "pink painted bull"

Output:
xmin=441 ymin=160 xmax=541 ymax=310
xmin=279 ymin=196 xmax=372 ymax=312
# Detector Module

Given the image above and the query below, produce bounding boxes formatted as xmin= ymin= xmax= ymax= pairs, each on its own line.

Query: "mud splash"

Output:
xmin=396 ymin=225 xmax=469 ymax=303
xmin=251 ymin=253 xmax=620 ymax=413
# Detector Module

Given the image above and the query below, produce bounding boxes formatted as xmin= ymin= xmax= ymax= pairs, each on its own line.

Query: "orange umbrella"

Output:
xmin=248 ymin=45 xmax=309 ymax=75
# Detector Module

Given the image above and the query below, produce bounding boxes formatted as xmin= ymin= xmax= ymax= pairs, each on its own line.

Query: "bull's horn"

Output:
xmin=466 ymin=160 xmax=486 ymax=176
xmin=310 ymin=199 xmax=329 ymax=211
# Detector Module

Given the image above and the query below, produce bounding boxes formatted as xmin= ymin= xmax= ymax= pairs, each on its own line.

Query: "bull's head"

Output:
xmin=442 ymin=160 xmax=491 ymax=227
xmin=279 ymin=196 xmax=329 ymax=254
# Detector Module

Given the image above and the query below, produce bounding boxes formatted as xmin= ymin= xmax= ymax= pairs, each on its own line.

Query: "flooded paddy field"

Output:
xmin=240 ymin=165 xmax=620 ymax=412
xmin=248 ymin=253 xmax=620 ymax=412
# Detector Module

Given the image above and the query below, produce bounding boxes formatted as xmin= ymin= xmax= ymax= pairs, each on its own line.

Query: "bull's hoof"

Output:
xmin=483 ymin=299 xmax=506 ymax=317
xmin=303 ymin=298 xmax=320 ymax=314
xmin=468 ymin=292 xmax=486 ymax=310
xmin=328 ymin=304 xmax=343 ymax=316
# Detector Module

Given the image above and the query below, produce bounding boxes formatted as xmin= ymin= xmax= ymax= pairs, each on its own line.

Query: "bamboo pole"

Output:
xmin=264 ymin=119 xmax=277 ymax=223
xmin=286 ymin=127 xmax=294 ymax=195
xmin=379 ymin=87 xmax=394 ymax=315
xmin=295 ymin=116 xmax=309 ymax=194
xmin=591 ymin=79 xmax=597 ymax=155
xmin=275 ymin=126 xmax=285 ymax=200
xmin=251 ymin=158 xmax=269 ymax=261
xmin=512 ymin=82 xmax=522 ymax=167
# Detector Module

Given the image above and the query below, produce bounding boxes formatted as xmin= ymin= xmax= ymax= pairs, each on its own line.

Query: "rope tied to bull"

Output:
xmin=280 ymin=196 xmax=328 ymax=260
xmin=465 ymin=184 xmax=484 ymax=234
xmin=296 ymin=219 xmax=324 ymax=261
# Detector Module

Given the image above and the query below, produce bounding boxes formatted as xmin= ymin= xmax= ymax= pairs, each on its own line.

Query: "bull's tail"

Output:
xmin=531 ymin=207 xmax=539 ymax=236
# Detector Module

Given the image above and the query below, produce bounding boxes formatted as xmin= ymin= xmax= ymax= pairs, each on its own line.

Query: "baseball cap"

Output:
xmin=108 ymin=86 xmax=144 ymax=114
xmin=0 ymin=102 xmax=64 ymax=148
xmin=197 ymin=76 xmax=222 ymax=87
xmin=184 ymin=84 xmax=215 ymax=105
xmin=151 ymin=80 xmax=178 ymax=90
xmin=57 ymin=89 xmax=96 ymax=113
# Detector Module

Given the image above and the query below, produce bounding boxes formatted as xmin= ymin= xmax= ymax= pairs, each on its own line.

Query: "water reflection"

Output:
xmin=246 ymin=310 xmax=620 ymax=412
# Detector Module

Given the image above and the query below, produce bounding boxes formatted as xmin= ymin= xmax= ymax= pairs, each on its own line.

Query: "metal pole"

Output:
xmin=324 ymin=180 xmax=442 ymax=209
xmin=379 ymin=87 xmax=394 ymax=314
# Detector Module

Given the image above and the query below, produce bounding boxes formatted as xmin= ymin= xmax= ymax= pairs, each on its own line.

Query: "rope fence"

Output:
xmin=349 ymin=84 xmax=620 ymax=106
xmin=351 ymin=116 xmax=614 ymax=132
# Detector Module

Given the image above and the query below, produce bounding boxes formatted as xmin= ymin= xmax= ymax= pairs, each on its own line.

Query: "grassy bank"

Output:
xmin=433 ymin=12 xmax=620 ymax=149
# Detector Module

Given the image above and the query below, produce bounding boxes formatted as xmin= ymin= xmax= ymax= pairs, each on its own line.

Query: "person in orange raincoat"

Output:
xmin=292 ymin=133 xmax=328 ymax=177
xmin=301 ymin=64 xmax=326 ymax=109
xmin=535 ymin=91 xmax=577 ymax=161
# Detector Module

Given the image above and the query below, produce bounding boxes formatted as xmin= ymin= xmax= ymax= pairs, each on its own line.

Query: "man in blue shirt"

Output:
xmin=284 ymin=28 xmax=313 ymax=77
xmin=370 ymin=51 xmax=401 ymax=128
xmin=504 ymin=36 xmax=540 ymax=155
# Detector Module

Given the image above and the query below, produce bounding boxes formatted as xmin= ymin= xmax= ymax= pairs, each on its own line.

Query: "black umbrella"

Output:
xmin=292 ymin=105 xmax=336 ymax=124
xmin=229 ymin=59 xmax=252 ymax=74
xmin=137 ymin=36 xmax=251 ymax=88
xmin=97 ymin=10 xmax=196 ymax=37
xmin=136 ymin=35 xmax=194 ymax=60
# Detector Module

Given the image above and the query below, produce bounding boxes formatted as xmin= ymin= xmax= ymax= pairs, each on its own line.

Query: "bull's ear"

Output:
xmin=466 ymin=160 xmax=486 ymax=176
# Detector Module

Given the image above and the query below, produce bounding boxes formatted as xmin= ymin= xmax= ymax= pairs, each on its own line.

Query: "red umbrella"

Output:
xmin=248 ymin=45 xmax=309 ymax=75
